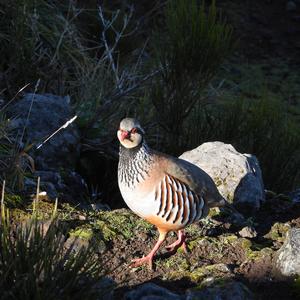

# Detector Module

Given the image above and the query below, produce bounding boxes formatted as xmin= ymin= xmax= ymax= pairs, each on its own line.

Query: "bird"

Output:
xmin=117 ymin=117 xmax=228 ymax=269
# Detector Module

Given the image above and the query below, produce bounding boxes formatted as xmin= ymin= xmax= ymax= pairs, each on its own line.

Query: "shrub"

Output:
xmin=151 ymin=0 xmax=235 ymax=153
xmin=0 ymin=215 xmax=105 ymax=300
xmin=186 ymin=92 xmax=300 ymax=192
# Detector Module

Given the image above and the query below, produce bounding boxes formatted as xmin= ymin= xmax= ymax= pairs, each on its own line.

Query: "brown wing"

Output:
xmin=154 ymin=173 xmax=205 ymax=227
xmin=154 ymin=151 xmax=225 ymax=208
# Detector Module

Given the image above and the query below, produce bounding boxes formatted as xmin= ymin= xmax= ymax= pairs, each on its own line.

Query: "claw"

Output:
xmin=130 ymin=255 xmax=154 ymax=270
xmin=129 ymin=232 xmax=166 ymax=270
xmin=165 ymin=230 xmax=188 ymax=254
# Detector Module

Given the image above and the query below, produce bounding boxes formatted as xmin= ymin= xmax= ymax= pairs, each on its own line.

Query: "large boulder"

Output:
xmin=9 ymin=93 xmax=80 ymax=170
xmin=125 ymin=283 xmax=183 ymax=300
xmin=186 ymin=281 xmax=254 ymax=300
xmin=275 ymin=228 xmax=300 ymax=276
xmin=8 ymin=93 xmax=85 ymax=202
xmin=180 ymin=142 xmax=265 ymax=214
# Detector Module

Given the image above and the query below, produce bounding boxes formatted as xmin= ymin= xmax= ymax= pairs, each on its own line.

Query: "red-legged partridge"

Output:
xmin=117 ymin=118 xmax=227 ymax=269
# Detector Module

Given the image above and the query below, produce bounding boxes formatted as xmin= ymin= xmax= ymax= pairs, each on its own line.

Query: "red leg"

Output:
xmin=130 ymin=229 xmax=167 ymax=270
xmin=165 ymin=230 xmax=188 ymax=254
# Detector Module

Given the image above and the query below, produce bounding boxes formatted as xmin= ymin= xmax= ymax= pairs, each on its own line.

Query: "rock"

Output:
xmin=64 ymin=236 xmax=90 ymax=253
xmin=66 ymin=227 xmax=107 ymax=254
xmin=89 ymin=203 xmax=111 ymax=211
xmin=9 ymin=93 xmax=80 ymax=170
xmin=125 ymin=283 xmax=183 ymax=300
xmin=8 ymin=93 xmax=87 ymax=207
xmin=239 ymin=226 xmax=257 ymax=238
xmin=93 ymin=277 xmax=115 ymax=300
xmin=180 ymin=142 xmax=265 ymax=214
xmin=265 ymin=222 xmax=290 ymax=243
xmin=289 ymin=188 xmax=300 ymax=203
xmin=25 ymin=169 xmax=88 ymax=202
xmin=78 ymin=215 xmax=87 ymax=220
xmin=186 ymin=281 xmax=254 ymax=300
xmin=286 ymin=1 xmax=297 ymax=11
xmin=275 ymin=228 xmax=300 ymax=276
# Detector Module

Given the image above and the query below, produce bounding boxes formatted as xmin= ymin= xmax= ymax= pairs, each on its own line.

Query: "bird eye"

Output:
xmin=131 ymin=128 xmax=137 ymax=134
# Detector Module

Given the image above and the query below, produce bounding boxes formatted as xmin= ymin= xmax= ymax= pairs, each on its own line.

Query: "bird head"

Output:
xmin=117 ymin=118 xmax=145 ymax=148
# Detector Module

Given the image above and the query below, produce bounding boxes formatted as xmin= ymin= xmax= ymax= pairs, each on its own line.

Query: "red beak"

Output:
xmin=120 ymin=130 xmax=130 ymax=141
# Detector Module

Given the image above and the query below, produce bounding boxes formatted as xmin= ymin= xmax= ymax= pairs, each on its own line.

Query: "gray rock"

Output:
xmin=25 ymin=169 xmax=88 ymax=202
xmin=9 ymin=93 xmax=80 ymax=170
xmin=125 ymin=283 xmax=183 ymax=300
xmin=186 ymin=281 xmax=253 ymax=300
xmin=180 ymin=142 xmax=265 ymax=214
xmin=276 ymin=228 xmax=300 ymax=276
xmin=93 ymin=277 xmax=115 ymax=300
xmin=289 ymin=188 xmax=300 ymax=203
xmin=239 ymin=226 xmax=257 ymax=238
xmin=65 ymin=234 xmax=107 ymax=254
xmin=286 ymin=1 xmax=297 ymax=11
xmin=64 ymin=236 xmax=90 ymax=253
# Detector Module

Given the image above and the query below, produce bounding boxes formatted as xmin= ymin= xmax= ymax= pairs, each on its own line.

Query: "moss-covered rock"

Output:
xmin=264 ymin=222 xmax=290 ymax=243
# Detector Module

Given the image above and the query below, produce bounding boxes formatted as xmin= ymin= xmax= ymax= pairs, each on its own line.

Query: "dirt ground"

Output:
xmin=92 ymin=193 xmax=300 ymax=299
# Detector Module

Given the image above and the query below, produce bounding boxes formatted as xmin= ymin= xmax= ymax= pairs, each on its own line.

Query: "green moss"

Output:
xmin=221 ymin=234 xmax=238 ymax=244
xmin=161 ymin=255 xmax=190 ymax=271
xmin=69 ymin=226 xmax=93 ymax=240
xmin=240 ymin=238 xmax=252 ymax=250
xmin=10 ymin=208 xmax=31 ymax=222
xmin=4 ymin=194 xmax=23 ymax=207
xmin=265 ymin=222 xmax=290 ymax=242
xmin=94 ymin=220 xmax=117 ymax=241
xmin=94 ymin=209 xmax=153 ymax=240
xmin=208 ymin=208 xmax=221 ymax=218
xmin=169 ymin=263 xmax=231 ymax=283
xmin=246 ymin=247 xmax=273 ymax=260
xmin=188 ymin=237 xmax=206 ymax=251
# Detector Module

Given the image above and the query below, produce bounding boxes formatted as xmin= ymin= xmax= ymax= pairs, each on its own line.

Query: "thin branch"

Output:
xmin=83 ymin=69 xmax=160 ymax=135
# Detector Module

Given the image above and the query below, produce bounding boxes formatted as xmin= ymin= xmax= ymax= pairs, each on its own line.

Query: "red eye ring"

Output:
xmin=131 ymin=128 xmax=137 ymax=134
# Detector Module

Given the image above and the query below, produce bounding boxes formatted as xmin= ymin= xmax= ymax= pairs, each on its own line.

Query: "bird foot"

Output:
xmin=165 ymin=241 xmax=188 ymax=254
xmin=130 ymin=255 xmax=154 ymax=270
xmin=165 ymin=230 xmax=188 ymax=254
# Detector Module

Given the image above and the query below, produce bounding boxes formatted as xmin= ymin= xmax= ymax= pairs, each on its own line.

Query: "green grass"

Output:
xmin=0 ymin=211 xmax=105 ymax=300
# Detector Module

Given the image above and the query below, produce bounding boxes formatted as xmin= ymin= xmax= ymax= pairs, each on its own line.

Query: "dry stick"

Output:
xmin=33 ymin=176 xmax=40 ymax=215
xmin=98 ymin=6 xmax=134 ymax=92
xmin=0 ymin=83 xmax=31 ymax=113
xmin=36 ymin=115 xmax=78 ymax=149
xmin=19 ymin=79 xmax=40 ymax=146
xmin=1 ymin=180 xmax=5 ymax=223
xmin=52 ymin=198 xmax=58 ymax=220
xmin=83 ymin=69 xmax=160 ymax=136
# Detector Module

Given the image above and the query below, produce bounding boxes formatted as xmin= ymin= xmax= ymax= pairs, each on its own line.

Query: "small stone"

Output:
xmin=275 ymin=228 xmax=300 ymax=276
xmin=239 ymin=226 xmax=257 ymax=238
xmin=90 ymin=203 xmax=110 ymax=211
xmin=286 ymin=1 xmax=297 ymax=11
xmin=78 ymin=215 xmax=86 ymax=220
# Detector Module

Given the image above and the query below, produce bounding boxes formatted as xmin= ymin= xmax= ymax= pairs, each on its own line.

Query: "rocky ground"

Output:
xmin=11 ymin=190 xmax=300 ymax=300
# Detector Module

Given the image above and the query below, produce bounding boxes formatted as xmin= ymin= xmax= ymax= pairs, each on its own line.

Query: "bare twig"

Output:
xmin=83 ymin=69 xmax=160 ymax=134
xmin=36 ymin=115 xmax=78 ymax=149
xmin=0 ymin=83 xmax=31 ymax=113
xmin=19 ymin=79 xmax=40 ymax=146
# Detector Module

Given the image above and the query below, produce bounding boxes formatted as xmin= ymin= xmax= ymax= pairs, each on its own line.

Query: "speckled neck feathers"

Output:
xmin=118 ymin=142 xmax=154 ymax=188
